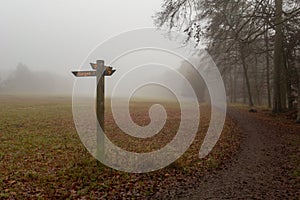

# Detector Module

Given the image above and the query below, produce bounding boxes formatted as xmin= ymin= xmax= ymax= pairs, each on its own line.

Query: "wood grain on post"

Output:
xmin=96 ymin=60 xmax=105 ymax=162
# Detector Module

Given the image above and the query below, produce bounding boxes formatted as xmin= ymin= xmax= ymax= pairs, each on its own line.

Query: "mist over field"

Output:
xmin=0 ymin=0 xmax=211 ymax=101
xmin=0 ymin=60 xmax=208 ymax=102
xmin=0 ymin=63 xmax=73 ymax=96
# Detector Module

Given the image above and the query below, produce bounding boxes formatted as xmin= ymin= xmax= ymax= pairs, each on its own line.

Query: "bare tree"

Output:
xmin=155 ymin=0 xmax=300 ymax=121
xmin=272 ymin=0 xmax=284 ymax=112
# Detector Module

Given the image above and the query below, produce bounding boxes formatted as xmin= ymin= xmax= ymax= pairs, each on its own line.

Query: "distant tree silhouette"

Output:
xmin=1 ymin=63 xmax=73 ymax=95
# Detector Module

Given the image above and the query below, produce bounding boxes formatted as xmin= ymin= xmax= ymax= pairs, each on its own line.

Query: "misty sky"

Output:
xmin=0 ymin=0 xmax=162 ymax=75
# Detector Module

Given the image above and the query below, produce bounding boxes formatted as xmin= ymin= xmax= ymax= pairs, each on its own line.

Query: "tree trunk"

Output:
xmin=229 ymin=70 xmax=234 ymax=103
xmin=296 ymin=50 xmax=300 ymax=123
xmin=265 ymin=26 xmax=272 ymax=108
xmin=285 ymin=53 xmax=293 ymax=110
xmin=281 ymin=58 xmax=287 ymax=109
xmin=273 ymin=0 xmax=284 ymax=113
xmin=254 ymin=53 xmax=261 ymax=105
xmin=297 ymin=81 xmax=300 ymax=123
xmin=240 ymin=42 xmax=254 ymax=107
xmin=233 ymin=64 xmax=238 ymax=103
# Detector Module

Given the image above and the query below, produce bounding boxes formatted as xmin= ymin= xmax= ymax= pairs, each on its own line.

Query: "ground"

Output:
xmin=0 ymin=96 xmax=299 ymax=199
xmin=0 ymin=96 xmax=239 ymax=199
xmin=155 ymin=108 xmax=300 ymax=199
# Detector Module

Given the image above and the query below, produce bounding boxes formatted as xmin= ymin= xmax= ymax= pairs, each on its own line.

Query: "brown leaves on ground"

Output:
xmin=253 ymin=108 xmax=300 ymax=180
xmin=0 ymin=96 xmax=241 ymax=199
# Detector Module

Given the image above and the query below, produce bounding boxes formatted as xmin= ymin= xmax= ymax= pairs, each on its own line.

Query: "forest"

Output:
xmin=154 ymin=0 xmax=300 ymax=122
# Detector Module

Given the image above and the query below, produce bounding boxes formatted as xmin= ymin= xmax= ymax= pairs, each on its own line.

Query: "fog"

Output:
xmin=0 ymin=0 xmax=163 ymax=71
xmin=0 ymin=58 xmax=208 ymax=102
xmin=0 ymin=0 xmax=208 ymax=101
xmin=0 ymin=0 xmax=161 ymax=96
xmin=0 ymin=63 xmax=73 ymax=96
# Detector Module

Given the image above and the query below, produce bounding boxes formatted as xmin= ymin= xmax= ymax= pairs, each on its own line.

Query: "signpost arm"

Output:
xmin=96 ymin=60 xmax=105 ymax=162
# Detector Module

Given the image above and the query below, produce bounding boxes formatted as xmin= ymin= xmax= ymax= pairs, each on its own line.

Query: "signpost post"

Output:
xmin=72 ymin=60 xmax=116 ymax=162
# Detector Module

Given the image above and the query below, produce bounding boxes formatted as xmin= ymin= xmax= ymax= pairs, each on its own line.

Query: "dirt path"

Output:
xmin=155 ymin=108 xmax=300 ymax=199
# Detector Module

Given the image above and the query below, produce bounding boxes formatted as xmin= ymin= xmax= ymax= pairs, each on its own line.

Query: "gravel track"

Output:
xmin=155 ymin=108 xmax=300 ymax=199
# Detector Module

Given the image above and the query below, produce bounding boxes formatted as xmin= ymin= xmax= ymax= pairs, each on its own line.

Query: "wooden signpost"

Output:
xmin=72 ymin=60 xmax=116 ymax=161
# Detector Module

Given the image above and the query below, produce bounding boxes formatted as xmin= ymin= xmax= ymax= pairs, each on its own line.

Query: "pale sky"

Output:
xmin=0 ymin=0 xmax=208 ymax=99
xmin=0 ymin=0 xmax=163 ymax=74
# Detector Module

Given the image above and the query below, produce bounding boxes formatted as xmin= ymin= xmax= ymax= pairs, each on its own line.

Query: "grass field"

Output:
xmin=0 ymin=95 xmax=240 ymax=199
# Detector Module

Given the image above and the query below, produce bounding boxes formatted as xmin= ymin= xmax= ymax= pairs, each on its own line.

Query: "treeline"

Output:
xmin=155 ymin=0 xmax=300 ymax=122
xmin=0 ymin=63 xmax=73 ymax=96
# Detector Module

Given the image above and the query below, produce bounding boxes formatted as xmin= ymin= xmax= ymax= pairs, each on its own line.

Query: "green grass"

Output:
xmin=0 ymin=95 xmax=241 ymax=199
